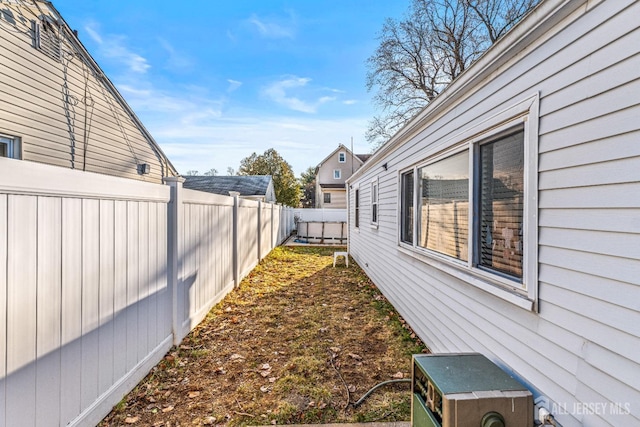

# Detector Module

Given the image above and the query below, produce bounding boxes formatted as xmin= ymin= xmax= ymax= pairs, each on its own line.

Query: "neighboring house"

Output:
xmin=315 ymin=144 xmax=370 ymax=208
xmin=183 ymin=175 xmax=276 ymax=203
xmin=0 ymin=0 xmax=176 ymax=183
xmin=347 ymin=1 xmax=639 ymax=427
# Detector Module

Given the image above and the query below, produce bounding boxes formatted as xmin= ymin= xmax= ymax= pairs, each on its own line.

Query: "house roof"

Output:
xmin=316 ymin=144 xmax=370 ymax=170
xmin=183 ymin=175 xmax=273 ymax=197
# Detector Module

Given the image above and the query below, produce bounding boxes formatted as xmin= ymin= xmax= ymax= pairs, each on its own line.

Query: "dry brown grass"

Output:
xmin=100 ymin=246 xmax=427 ymax=427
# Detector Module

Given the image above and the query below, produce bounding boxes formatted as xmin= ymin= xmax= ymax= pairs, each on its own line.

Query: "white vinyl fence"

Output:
xmin=292 ymin=208 xmax=347 ymax=223
xmin=0 ymin=160 xmax=294 ymax=427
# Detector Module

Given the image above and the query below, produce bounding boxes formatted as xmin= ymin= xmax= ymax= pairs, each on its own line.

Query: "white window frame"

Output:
xmin=0 ymin=135 xmax=22 ymax=159
xmin=333 ymin=169 xmax=341 ymax=179
xmin=338 ymin=151 xmax=346 ymax=163
xmin=354 ymin=185 xmax=360 ymax=230
xmin=397 ymin=93 xmax=539 ymax=311
xmin=370 ymin=177 xmax=379 ymax=228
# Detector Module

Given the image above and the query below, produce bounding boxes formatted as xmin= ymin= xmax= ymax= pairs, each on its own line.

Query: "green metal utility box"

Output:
xmin=412 ymin=353 xmax=533 ymax=427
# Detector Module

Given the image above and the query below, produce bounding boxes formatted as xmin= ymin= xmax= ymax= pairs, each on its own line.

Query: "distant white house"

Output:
xmin=347 ymin=1 xmax=639 ymax=426
xmin=183 ymin=175 xmax=276 ymax=203
xmin=314 ymin=144 xmax=370 ymax=209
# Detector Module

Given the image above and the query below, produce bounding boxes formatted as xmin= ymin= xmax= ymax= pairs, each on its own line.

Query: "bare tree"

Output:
xmin=366 ymin=0 xmax=540 ymax=148
xmin=203 ymin=168 xmax=218 ymax=176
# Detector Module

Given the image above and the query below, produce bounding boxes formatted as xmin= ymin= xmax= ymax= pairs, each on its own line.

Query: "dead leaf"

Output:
xmin=260 ymin=363 xmax=271 ymax=370
xmin=259 ymin=370 xmax=271 ymax=377
xmin=348 ymin=353 xmax=362 ymax=360
xmin=392 ymin=372 xmax=404 ymax=379
xmin=162 ymin=406 xmax=174 ymax=413
xmin=188 ymin=391 xmax=200 ymax=398
xmin=124 ymin=416 xmax=139 ymax=424
xmin=260 ymin=385 xmax=270 ymax=393
xmin=330 ymin=346 xmax=341 ymax=353
xmin=268 ymin=377 xmax=277 ymax=383
xmin=230 ymin=354 xmax=245 ymax=361
xmin=203 ymin=416 xmax=216 ymax=425
xmin=348 ymin=385 xmax=356 ymax=392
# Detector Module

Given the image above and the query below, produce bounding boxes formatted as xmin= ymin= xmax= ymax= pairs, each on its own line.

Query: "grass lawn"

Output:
xmin=100 ymin=246 xmax=427 ymax=426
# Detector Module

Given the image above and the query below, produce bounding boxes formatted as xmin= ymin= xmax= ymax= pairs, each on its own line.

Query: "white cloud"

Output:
xmin=153 ymin=114 xmax=371 ymax=176
xmin=247 ymin=13 xmax=295 ymax=39
xmin=343 ymin=99 xmax=358 ymax=105
xmin=83 ymin=22 xmax=150 ymax=74
xmin=262 ymin=76 xmax=338 ymax=113
xmin=227 ymin=79 xmax=243 ymax=92
xmin=118 ymin=83 xmax=224 ymax=119
xmin=158 ymin=38 xmax=193 ymax=71
xmin=111 ymin=80 xmax=369 ymax=176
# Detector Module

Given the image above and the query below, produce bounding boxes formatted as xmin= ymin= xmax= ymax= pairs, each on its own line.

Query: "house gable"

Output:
xmin=0 ymin=0 xmax=177 ymax=183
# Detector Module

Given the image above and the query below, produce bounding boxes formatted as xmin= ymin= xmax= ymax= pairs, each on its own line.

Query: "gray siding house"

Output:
xmin=315 ymin=144 xmax=370 ymax=209
xmin=347 ymin=1 xmax=639 ymax=426
xmin=0 ymin=0 xmax=176 ymax=183
xmin=183 ymin=175 xmax=277 ymax=203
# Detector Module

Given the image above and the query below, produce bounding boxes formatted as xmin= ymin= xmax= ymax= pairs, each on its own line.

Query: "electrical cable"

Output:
xmin=352 ymin=378 xmax=412 ymax=408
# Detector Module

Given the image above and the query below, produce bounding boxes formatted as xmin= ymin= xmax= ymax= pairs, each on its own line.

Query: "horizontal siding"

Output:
xmin=349 ymin=1 xmax=640 ymax=426
xmin=0 ymin=1 xmax=170 ymax=183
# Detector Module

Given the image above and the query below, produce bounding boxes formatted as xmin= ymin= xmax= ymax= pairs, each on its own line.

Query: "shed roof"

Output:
xmin=183 ymin=175 xmax=273 ymax=197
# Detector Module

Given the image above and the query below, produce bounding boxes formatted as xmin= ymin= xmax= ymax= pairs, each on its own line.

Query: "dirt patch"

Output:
xmin=100 ymin=246 xmax=427 ymax=426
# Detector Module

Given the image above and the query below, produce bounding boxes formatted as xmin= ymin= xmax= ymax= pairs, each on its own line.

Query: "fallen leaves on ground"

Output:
xmin=100 ymin=246 xmax=427 ymax=426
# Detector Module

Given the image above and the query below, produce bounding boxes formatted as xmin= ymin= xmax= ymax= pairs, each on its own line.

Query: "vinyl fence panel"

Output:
xmin=0 ymin=160 xmax=295 ymax=427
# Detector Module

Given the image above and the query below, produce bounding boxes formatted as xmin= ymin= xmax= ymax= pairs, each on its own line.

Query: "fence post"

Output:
xmin=164 ymin=176 xmax=185 ymax=346
xmin=271 ymin=203 xmax=275 ymax=249
xmin=257 ymin=200 xmax=262 ymax=261
xmin=232 ymin=195 xmax=239 ymax=287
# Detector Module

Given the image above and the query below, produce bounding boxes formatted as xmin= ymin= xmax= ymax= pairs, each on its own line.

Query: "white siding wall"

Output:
xmin=0 ymin=159 xmax=295 ymax=427
xmin=348 ymin=1 xmax=640 ymax=426
xmin=0 ymin=1 xmax=172 ymax=182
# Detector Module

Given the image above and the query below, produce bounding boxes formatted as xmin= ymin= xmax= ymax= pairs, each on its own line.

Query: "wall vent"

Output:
xmin=31 ymin=16 xmax=61 ymax=62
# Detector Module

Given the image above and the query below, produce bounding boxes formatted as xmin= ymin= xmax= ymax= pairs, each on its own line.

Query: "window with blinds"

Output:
xmin=398 ymin=127 xmax=526 ymax=283
xmin=417 ymin=150 xmax=469 ymax=261
xmin=477 ymin=131 xmax=524 ymax=278
xmin=371 ymin=179 xmax=378 ymax=225
xmin=401 ymin=170 xmax=414 ymax=244
xmin=355 ymin=189 xmax=360 ymax=228
xmin=0 ymin=135 xmax=19 ymax=159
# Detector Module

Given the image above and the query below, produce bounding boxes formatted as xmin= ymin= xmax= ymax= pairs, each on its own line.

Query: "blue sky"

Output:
xmin=50 ymin=1 xmax=409 ymax=176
